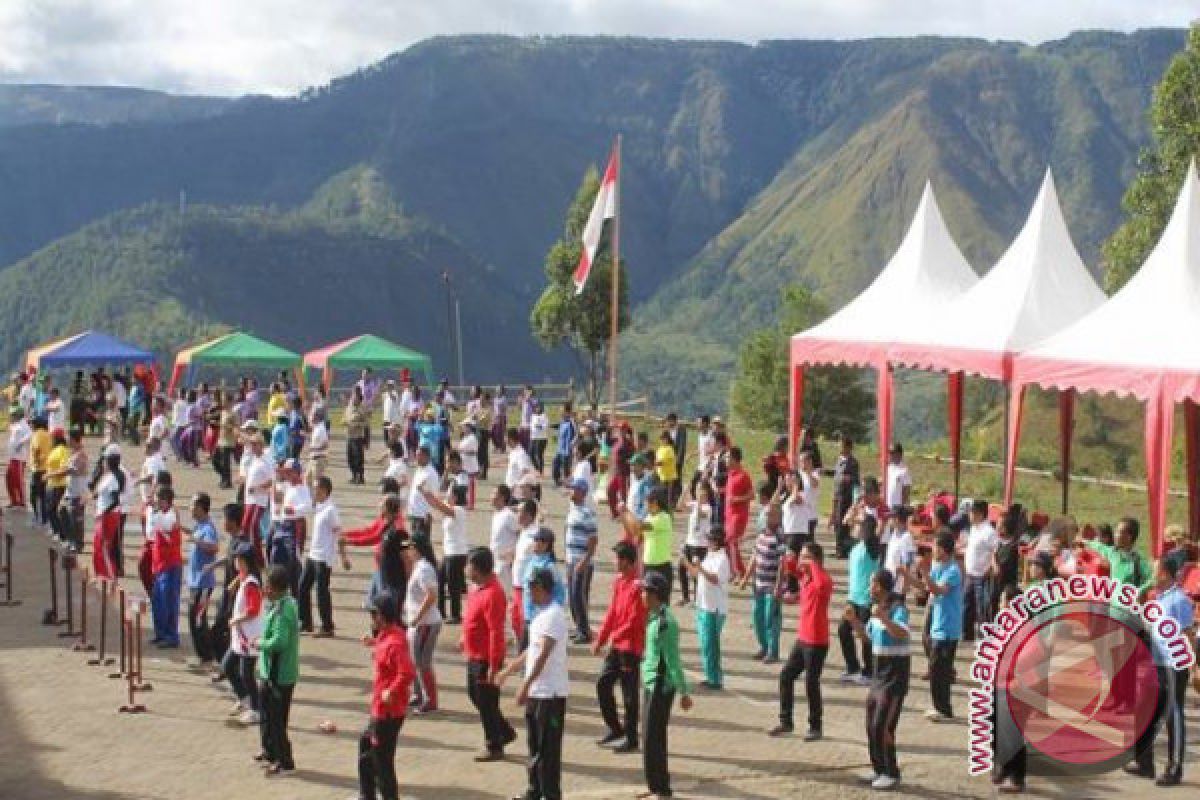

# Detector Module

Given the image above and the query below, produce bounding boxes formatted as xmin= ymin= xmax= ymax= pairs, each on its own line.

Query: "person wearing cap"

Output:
xmin=345 ymin=385 xmax=370 ymax=485
xmin=5 ymin=406 xmax=31 ymax=508
xmin=239 ymin=423 xmax=274 ymax=561
xmin=885 ymin=443 xmax=912 ymax=509
xmin=462 ymin=547 xmax=517 ymax=761
xmin=42 ymin=427 xmax=70 ymax=544
xmin=148 ymin=485 xmax=184 ymax=648
xmin=723 ymin=446 xmax=754 ymax=578
xmin=882 ymin=505 xmax=917 ymax=598
xmin=298 ymin=476 xmax=347 ymax=637
xmin=183 ymin=492 xmax=220 ymax=668
xmin=520 ymin=527 xmax=566 ymax=640
xmin=356 ymin=588 xmax=416 ymax=800
xmin=28 ymin=414 xmax=51 ymax=527
xmin=592 ymin=540 xmax=646 ymax=753
xmin=255 ymin=564 xmax=300 ymax=774
xmin=639 ymin=569 xmax=693 ymax=798
xmin=421 ymin=481 xmax=470 ymax=624
xmin=912 ymin=531 xmax=962 ymax=724
xmin=497 ymin=566 xmax=569 ymax=800
xmin=686 ymin=526 xmax=731 ymax=689
xmin=961 ymin=499 xmax=997 ymax=641
xmin=627 ymin=452 xmax=659 ymax=522
xmin=564 ymin=477 xmax=599 ymax=643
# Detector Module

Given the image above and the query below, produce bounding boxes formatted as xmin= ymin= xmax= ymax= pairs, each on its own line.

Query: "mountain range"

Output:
xmin=0 ymin=30 xmax=1186 ymax=411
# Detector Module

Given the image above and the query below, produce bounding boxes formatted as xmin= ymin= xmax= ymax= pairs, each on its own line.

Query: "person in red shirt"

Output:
xmin=150 ymin=485 xmax=185 ymax=648
xmin=723 ymin=446 xmax=754 ymax=578
xmin=591 ymin=541 xmax=647 ymax=753
xmin=357 ymin=589 xmax=416 ymax=800
xmin=770 ymin=541 xmax=833 ymax=741
xmin=462 ymin=546 xmax=516 ymax=761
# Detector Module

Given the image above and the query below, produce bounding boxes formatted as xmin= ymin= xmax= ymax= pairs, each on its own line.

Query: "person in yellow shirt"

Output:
xmin=29 ymin=416 xmax=52 ymax=529
xmin=43 ymin=429 xmax=72 ymax=547
xmin=655 ymin=431 xmax=679 ymax=508
xmin=267 ymin=382 xmax=288 ymax=425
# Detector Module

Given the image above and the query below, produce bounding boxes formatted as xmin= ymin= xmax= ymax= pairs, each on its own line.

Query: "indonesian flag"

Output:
xmin=572 ymin=148 xmax=619 ymax=294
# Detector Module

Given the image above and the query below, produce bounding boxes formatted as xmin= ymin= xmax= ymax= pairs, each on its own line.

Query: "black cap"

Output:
xmin=642 ymin=571 xmax=669 ymax=601
xmin=528 ymin=567 xmax=556 ymax=594
xmin=891 ymin=505 xmax=913 ymax=520
xmin=371 ymin=590 xmax=400 ymax=624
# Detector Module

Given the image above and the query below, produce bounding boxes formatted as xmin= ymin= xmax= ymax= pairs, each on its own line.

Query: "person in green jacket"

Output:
xmin=639 ymin=571 xmax=692 ymax=799
xmin=256 ymin=564 xmax=299 ymax=774
xmin=1079 ymin=517 xmax=1154 ymax=599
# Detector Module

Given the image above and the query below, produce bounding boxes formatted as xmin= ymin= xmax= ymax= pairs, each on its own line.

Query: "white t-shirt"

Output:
xmin=46 ymin=399 xmax=65 ymax=431
xmin=18 ymin=384 xmax=35 ymax=415
xmin=512 ymin=524 xmax=538 ymax=585
xmin=526 ymin=603 xmax=569 ymax=698
xmin=398 ymin=389 xmax=415 ymax=419
xmin=94 ymin=472 xmax=122 ymax=518
xmin=530 ymin=413 xmax=549 ymax=441
xmin=118 ymin=465 xmax=133 ymax=514
xmin=406 ymin=464 xmax=440 ymax=518
xmin=490 ymin=507 xmax=520 ymax=564
xmin=697 ymin=432 xmax=715 ymax=473
xmin=686 ymin=501 xmax=711 ymax=547
xmin=276 ymin=483 xmax=312 ymax=521
xmin=139 ymin=453 xmax=167 ymax=503
xmin=244 ymin=455 xmax=274 ymax=508
xmin=308 ymin=500 xmax=341 ymax=564
xmin=148 ymin=508 xmax=178 ymax=541
xmin=384 ymin=458 xmax=408 ymax=486
xmin=885 ymin=462 xmax=912 ymax=508
xmin=308 ymin=422 xmax=329 ymax=456
xmin=382 ymin=392 xmax=400 ymax=424
xmin=442 ymin=506 xmax=469 ymax=556
xmin=783 ymin=491 xmax=809 ymax=535
xmin=112 ymin=381 xmax=128 ymax=409
xmin=506 ymin=446 xmax=534 ymax=489
xmin=148 ymin=414 xmax=168 ymax=443
xmin=171 ymin=399 xmax=188 ymax=428
xmin=457 ymin=433 xmax=480 ymax=474
xmin=884 ymin=528 xmax=917 ymax=593
xmin=406 ymin=559 xmax=442 ymax=627
xmin=696 ymin=549 xmax=732 ymax=614
xmin=7 ymin=420 xmax=32 ymax=461
xmin=963 ymin=521 xmax=999 ymax=578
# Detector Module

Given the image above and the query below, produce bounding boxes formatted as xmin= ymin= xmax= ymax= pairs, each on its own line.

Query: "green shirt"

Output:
xmin=642 ymin=606 xmax=689 ymax=694
xmin=256 ymin=595 xmax=300 ymax=686
xmin=1085 ymin=541 xmax=1153 ymax=594
xmin=643 ymin=511 xmax=674 ymax=566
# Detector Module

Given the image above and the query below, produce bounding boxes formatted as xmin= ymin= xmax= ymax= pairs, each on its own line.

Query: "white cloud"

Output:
xmin=0 ymin=0 xmax=1194 ymax=95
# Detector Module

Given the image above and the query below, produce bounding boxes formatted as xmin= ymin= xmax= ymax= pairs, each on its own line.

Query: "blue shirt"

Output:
xmin=522 ymin=553 xmax=566 ymax=620
xmin=867 ymin=602 xmax=910 ymax=656
xmin=564 ymin=503 xmax=598 ymax=560
xmin=629 ymin=473 xmax=655 ymax=520
xmin=270 ymin=423 xmax=289 ymax=464
xmin=1153 ymin=584 xmax=1195 ymax=660
xmin=556 ymin=419 xmax=576 ymax=457
xmin=929 ymin=560 xmax=963 ymax=641
xmin=186 ymin=519 xmax=219 ymax=590
xmin=847 ymin=541 xmax=879 ymax=607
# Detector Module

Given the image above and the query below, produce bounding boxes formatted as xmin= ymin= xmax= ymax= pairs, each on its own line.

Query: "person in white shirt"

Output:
xmin=404 ymin=532 xmax=443 ymax=712
xmin=377 ymin=439 xmax=410 ymax=492
xmin=136 ymin=438 xmax=168 ymax=505
xmin=529 ymin=403 xmax=549 ymax=474
xmin=147 ymin=398 xmax=169 ymax=447
xmin=44 ymin=388 xmax=65 ymax=432
xmin=381 ymin=380 xmax=401 ymax=448
xmin=17 ymin=376 xmax=36 ymax=419
xmin=511 ymin=499 xmax=540 ymax=644
xmin=405 ymin=445 xmax=440 ymax=538
xmin=570 ymin=439 xmax=597 ymax=510
xmin=797 ymin=452 xmax=820 ymax=537
xmin=961 ymin=499 xmax=998 ymax=640
xmin=884 ymin=443 xmax=912 ymax=509
xmin=6 ymin=407 xmax=32 ymax=508
xmin=504 ymin=429 xmax=539 ymax=499
xmin=782 ymin=470 xmax=812 ymax=552
xmin=686 ymin=527 xmax=732 ymax=688
xmin=422 ymin=482 xmax=471 ymax=623
xmin=490 ymin=485 xmax=521 ymax=596
xmin=305 ymin=406 xmax=330 ymax=489
xmin=693 ymin=415 xmax=715 ymax=494
xmin=883 ymin=506 xmax=917 ymax=596
xmin=679 ymin=482 xmax=713 ymax=605
xmin=239 ymin=422 xmax=274 ymax=555
xmin=456 ymin=422 xmax=480 ymax=510
xmin=170 ymin=389 xmax=189 ymax=460
xmin=298 ymin=475 xmax=347 ymax=636
xmin=497 ymin=568 xmax=569 ymax=800
xmin=270 ymin=458 xmax=311 ymax=599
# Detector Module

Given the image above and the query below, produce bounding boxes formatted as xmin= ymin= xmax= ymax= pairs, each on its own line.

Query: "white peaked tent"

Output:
xmin=1009 ymin=162 xmax=1200 ymax=552
xmin=887 ymin=170 xmax=1106 ymax=504
xmin=789 ymin=182 xmax=978 ymax=476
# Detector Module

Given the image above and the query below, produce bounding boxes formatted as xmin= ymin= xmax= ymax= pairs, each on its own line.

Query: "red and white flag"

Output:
xmin=572 ymin=148 xmax=618 ymax=295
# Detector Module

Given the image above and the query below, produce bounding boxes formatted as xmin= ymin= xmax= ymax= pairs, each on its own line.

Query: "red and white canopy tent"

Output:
xmin=1007 ymin=163 xmax=1200 ymax=555
xmin=789 ymin=183 xmax=978 ymax=477
xmin=888 ymin=171 xmax=1106 ymax=504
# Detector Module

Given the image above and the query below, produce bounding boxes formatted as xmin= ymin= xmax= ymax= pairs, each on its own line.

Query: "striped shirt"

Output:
xmin=752 ymin=529 xmax=786 ymax=593
xmin=564 ymin=502 xmax=599 ymax=560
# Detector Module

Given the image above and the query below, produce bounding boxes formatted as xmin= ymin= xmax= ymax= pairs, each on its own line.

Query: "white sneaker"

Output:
xmin=228 ymin=700 xmax=244 ymax=716
xmin=924 ymin=709 xmax=953 ymax=723
xmin=871 ymin=775 xmax=899 ymax=791
xmin=858 ymin=772 xmax=879 ymax=785
xmin=853 ymin=673 xmax=872 ymax=687
xmin=238 ymin=709 xmax=260 ymax=725
xmin=839 ymin=671 xmax=858 ymax=683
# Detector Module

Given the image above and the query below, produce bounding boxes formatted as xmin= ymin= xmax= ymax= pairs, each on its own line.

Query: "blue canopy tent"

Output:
xmin=29 ymin=330 xmax=156 ymax=370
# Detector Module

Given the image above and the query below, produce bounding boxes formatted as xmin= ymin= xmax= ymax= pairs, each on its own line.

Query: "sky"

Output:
xmin=0 ymin=0 xmax=1195 ymax=96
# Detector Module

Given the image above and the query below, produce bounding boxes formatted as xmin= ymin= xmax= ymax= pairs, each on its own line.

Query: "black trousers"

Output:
xmin=929 ymin=639 xmax=957 ymax=717
xmin=530 ymin=439 xmax=547 ymax=473
xmin=597 ymin=649 xmax=640 ymax=746
xmin=867 ymin=660 xmax=909 ymax=780
xmin=188 ymin=587 xmax=215 ymax=663
xmin=438 ymin=554 xmax=467 ymax=621
xmin=347 ymin=436 xmax=366 ymax=481
xmin=477 ymin=434 xmax=489 ymax=481
xmin=779 ymin=642 xmax=827 ymax=730
xmin=298 ymin=558 xmax=333 ymax=632
xmin=259 ymin=682 xmax=295 ymax=769
xmin=358 ymin=716 xmax=403 ymax=800
xmin=45 ymin=486 xmax=66 ymax=540
xmin=524 ymin=697 xmax=566 ymax=800
xmin=838 ymin=602 xmax=873 ymax=676
xmin=223 ymin=650 xmax=259 ymax=710
xmin=30 ymin=471 xmax=46 ymax=525
xmin=642 ymin=682 xmax=676 ymax=796
xmin=677 ymin=546 xmax=707 ymax=603
xmin=467 ymin=660 xmax=515 ymax=752
xmin=214 ymin=445 xmax=234 ymax=487
xmin=1135 ymin=666 xmax=1189 ymax=776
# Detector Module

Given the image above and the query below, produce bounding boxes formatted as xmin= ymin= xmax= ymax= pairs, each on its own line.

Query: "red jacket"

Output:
xmin=790 ymin=560 xmax=833 ymax=646
xmin=462 ymin=576 xmax=507 ymax=672
xmin=371 ymin=624 xmax=416 ymax=719
xmin=595 ymin=572 xmax=647 ymax=656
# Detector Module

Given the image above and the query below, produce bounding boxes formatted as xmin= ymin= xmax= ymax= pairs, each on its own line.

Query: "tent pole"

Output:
xmin=1059 ymin=390 xmax=1074 ymax=515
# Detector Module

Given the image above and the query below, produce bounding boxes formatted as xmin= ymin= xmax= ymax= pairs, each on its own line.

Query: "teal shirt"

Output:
xmin=1085 ymin=541 xmax=1153 ymax=594
xmin=256 ymin=595 xmax=300 ymax=686
xmin=847 ymin=541 xmax=879 ymax=607
xmin=642 ymin=606 xmax=689 ymax=694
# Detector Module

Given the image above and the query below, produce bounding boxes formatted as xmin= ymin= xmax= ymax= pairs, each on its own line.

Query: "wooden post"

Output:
xmin=88 ymin=579 xmax=114 ymax=666
xmin=58 ymin=552 xmax=80 ymax=638
xmin=0 ymin=532 xmax=20 ymax=606
xmin=109 ymin=587 xmax=128 ymax=679
xmin=72 ymin=567 xmax=94 ymax=651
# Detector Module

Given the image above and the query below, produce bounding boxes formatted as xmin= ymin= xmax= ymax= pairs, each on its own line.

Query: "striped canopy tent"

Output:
xmin=167 ymin=332 xmax=303 ymax=394
xmin=303 ymin=334 xmax=434 ymax=391
xmin=24 ymin=330 xmax=158 ymax=389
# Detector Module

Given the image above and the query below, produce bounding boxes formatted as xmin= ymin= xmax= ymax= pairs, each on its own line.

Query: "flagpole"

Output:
xmin=608 ymin=133 xmax=622 ymax=416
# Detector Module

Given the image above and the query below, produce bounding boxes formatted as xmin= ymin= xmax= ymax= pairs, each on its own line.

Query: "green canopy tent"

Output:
xmin=304 ymin=334 xmax=434 ymax=391
xmin=167 ymin=332 xmax=304 ymax=394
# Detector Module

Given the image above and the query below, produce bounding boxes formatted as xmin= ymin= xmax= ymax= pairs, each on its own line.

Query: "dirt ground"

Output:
xmin=0 ymin=436 xmax=1194 ymax=799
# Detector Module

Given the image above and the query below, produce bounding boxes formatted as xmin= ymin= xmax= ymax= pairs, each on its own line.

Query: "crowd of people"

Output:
xmin=3 ymin=366 xmax=1199 ymax=798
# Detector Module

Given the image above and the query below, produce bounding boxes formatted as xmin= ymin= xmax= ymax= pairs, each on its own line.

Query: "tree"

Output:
xmin=729 ymin=285 xmax=872 ymax=440
xmin=530 ymin=166 xmax=630 ymax=404
xmin=1103 ymin=25 xmax=1200 ymax=291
